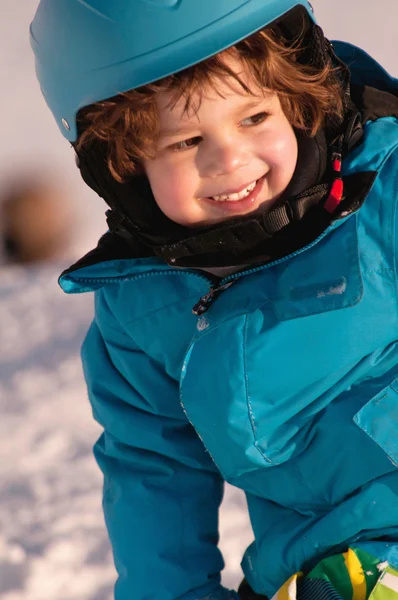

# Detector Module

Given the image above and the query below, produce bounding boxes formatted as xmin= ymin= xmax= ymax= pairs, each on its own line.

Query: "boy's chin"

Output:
xmin=200 ymin=197 xmax=281 ymax=227
xmin=188 ymin=201 xmax=277 ymax=229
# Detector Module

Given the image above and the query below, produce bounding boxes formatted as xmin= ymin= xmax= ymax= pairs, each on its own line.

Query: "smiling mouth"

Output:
xmin=210 ymin=179 xmax=258 ymax=202
xmin=202 ymin=176 xmax=266 ymax=214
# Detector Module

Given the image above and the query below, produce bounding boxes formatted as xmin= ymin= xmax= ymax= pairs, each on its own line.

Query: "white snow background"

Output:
xmin=0 ymin=2 xmax=396 ymax=598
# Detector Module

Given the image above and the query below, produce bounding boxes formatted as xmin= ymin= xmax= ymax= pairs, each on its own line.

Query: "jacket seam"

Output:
xmin=379 ymin=144 xmax=398 ymax=307
xmin=362 ymin=267 xmax=394 ymax=275
xmin=243 ymin=315 xmax=273 ymax=465
xmin=393 ymin=163 xmax=398 ymax=307
xmin=373 ymin=143 xmax=398 ymax=307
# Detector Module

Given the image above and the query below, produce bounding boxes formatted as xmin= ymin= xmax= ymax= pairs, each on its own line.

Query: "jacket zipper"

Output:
xmin=63 ymin=217 xmax=349 ymax=315
xmin=191 ymin=221 xmax=344 ymax=315
xmin=192 ymin=281 xmax=237 ymax=316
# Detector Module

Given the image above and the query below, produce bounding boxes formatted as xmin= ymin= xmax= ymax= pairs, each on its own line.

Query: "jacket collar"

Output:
xmin=60 ymin=169 xmax=375 ymax=295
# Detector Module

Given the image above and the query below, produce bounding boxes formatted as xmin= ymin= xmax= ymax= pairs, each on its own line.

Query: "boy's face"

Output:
xmin=143 ymin=56 xmax=298 ymax=227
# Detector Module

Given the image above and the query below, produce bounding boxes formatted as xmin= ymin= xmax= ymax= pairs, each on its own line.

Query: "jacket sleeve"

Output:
xmin=81 ymin=290 xmax=237 ymax=600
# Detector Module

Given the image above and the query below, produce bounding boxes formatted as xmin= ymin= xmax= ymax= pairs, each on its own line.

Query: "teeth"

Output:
xmin=212 ymin=180 xmax=257 ymax=202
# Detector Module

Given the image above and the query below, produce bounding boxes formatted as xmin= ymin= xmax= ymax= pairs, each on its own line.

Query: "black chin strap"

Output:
xmin=151 ymin=183 xmax=330 ymax=267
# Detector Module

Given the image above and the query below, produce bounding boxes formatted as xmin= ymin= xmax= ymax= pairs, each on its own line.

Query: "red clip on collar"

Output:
xmin=324 ymin=153 xmax=343 ymax=213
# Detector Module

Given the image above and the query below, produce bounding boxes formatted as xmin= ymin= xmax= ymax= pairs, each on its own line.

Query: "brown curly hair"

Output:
xmin=76 ymin=25 xmax=344 ymax=182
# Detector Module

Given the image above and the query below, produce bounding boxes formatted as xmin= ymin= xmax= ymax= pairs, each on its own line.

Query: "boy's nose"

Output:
xmin=201 ymin=140 xmax=250 ymax=178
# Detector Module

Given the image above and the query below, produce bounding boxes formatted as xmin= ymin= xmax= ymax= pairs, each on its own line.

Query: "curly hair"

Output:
xmin=76 ymin=24 xmax=344 ymax=182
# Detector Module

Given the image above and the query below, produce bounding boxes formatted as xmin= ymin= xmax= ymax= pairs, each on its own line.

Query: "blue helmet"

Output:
xmin=30 ymin=0 xmax=315 ymax=142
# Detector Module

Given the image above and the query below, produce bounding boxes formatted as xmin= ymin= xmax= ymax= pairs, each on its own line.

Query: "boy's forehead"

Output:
xmin=157 ymin=53 xmax=271 ymax=112
xmin=156 ymin=76 xmax=274 ymax=131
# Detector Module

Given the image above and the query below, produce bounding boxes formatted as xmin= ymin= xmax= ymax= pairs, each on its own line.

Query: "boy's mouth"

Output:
xmin=203 ymin=176 xmax=265 ymax=214
xmin=210 ymin=179 xmax=258 ymax=202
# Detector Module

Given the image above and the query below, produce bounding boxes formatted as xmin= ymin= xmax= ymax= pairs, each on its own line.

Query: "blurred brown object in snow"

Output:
xmin=1 ymin=178 xmax=72 ymax=264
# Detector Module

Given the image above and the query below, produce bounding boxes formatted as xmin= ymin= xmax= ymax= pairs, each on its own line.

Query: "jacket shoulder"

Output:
xmin=343 ymin=116 xmax=398 ymax=177
xmin=333 ymin=41 xmax=398 ymax=93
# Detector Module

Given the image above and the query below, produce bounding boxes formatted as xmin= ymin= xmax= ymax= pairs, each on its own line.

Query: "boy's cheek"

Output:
xmin=149 ymin=170 xmax=190 ymax=209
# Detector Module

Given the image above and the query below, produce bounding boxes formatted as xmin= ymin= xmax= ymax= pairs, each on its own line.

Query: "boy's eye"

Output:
xmin=240 ymin=112 xmax=269 ymax=126
xmin=170 ymin=136 xmax=202 ymax=151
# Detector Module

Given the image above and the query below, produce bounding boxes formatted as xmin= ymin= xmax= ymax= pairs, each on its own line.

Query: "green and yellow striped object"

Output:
xmin=270 ymin=549 xmax=398 ymax=600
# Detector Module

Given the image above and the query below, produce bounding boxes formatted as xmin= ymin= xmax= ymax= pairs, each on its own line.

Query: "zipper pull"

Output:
xmin=192 ymin=288 xmax=217 ymax=316
xmin=192 ymin=281 xmax=235 ymax=316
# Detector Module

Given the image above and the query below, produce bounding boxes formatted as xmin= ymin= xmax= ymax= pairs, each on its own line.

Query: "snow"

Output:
xmin=1 ymin=1 xmax=396 ymax=598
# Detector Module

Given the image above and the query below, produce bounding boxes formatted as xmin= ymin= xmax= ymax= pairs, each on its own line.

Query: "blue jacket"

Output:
xmin=60 ymin=44 xmax=398 ymax=600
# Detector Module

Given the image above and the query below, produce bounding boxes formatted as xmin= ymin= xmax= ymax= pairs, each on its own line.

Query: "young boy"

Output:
xmin=30 ymin=1 xmax=398 ymax=599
